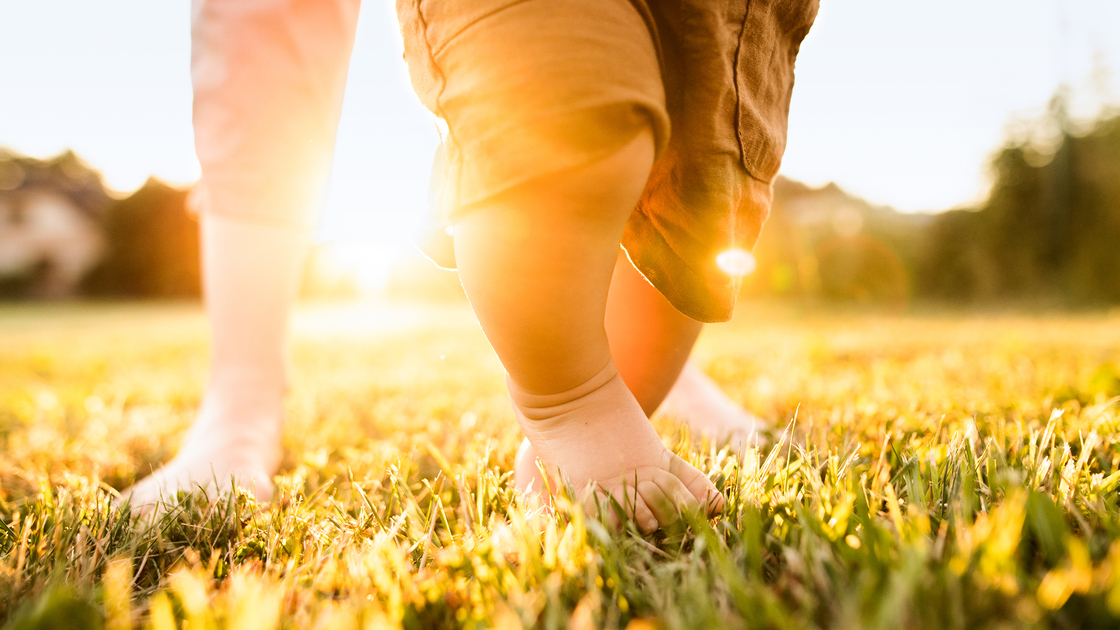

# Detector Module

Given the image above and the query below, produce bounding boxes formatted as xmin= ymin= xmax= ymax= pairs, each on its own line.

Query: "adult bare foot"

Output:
xmin=117 ymin=375 xmax=282 ymax=514
xmin=510 ymin=361 xmax=723 ymax=532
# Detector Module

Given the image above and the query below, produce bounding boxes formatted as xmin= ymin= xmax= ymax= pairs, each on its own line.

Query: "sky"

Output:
xmin=1 ymin=0 xmax=1118 ymax=250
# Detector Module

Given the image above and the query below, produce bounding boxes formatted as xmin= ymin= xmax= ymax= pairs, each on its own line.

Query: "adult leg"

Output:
xmin=120 ymin=0 xmax=360 ymax=511
xmin=121 ymin=217 xmax=308 ymax=507
xmin=454 ymin=127 xmax=722 ymax=533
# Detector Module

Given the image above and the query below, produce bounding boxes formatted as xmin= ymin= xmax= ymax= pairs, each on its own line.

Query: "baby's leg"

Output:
xmin=606 ymin=254 xmax=768 ymax=440
xmin=516 ymin=253 xmax=765 ymax=499
xmin=454 ymin=127 xmax=722 ymax=531
xmin=605 ymin=251 xmax=702 ymax=416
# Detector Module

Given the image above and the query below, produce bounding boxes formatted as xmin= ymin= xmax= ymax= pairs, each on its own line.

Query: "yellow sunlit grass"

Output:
xmin=3 ymin=302 xmax=1120 ymax=627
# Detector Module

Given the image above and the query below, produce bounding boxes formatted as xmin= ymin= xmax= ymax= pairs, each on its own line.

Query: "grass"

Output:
xmin=2 ymin=301 xmax=1120 ymax=629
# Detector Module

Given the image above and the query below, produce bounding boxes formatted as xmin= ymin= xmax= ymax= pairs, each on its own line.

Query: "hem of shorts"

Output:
xmin=621 ymin=210 xmax=737 ymax=324
xmin=442 ymin=98 xmax=670 ymax=218
xmin=192 ymin=181 xmax=322 ymax=231
xmin=740 ymin=135 xmax=783 ymax=185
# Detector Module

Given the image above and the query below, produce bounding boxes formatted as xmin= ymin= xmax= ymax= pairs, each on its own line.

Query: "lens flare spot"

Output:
xmin=715 ymin=248 xmax=757 ymax=277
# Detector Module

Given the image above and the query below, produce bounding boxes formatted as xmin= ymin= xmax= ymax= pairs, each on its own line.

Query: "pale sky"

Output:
xmin=1 ymin=0 xmax=1118 ymax=249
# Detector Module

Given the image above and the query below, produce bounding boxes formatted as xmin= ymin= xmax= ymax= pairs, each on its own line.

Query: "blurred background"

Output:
xmin=1 ymin=0 xmax=1118 ymax=308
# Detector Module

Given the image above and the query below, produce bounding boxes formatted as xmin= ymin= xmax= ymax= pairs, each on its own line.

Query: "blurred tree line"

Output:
xmin=2 ymin=104 xmax=1118 ymax=305
xmin=920 ymin=107 xmax=1120 ymax=304
xmin=0 ymin=160 xmax=349 ymax=300
xmin=78 ymin=180 xmax=358 ymax=300
xmin=81 ymin=181 xmax=357 ymax=299
xmin=81 ymin=180 xmax=201 ymax=297
xmin=745 ymin=106 xmax=1120 ymax=307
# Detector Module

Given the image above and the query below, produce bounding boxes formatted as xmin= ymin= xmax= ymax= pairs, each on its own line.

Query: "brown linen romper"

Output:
xmin=398 ymin=0 xmax=819 ymax=323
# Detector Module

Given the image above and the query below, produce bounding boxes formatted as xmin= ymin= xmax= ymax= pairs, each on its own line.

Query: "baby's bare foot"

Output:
xmin=510 ymin=362 xmax=723 ymax=532
xmin=659 ymin=362 xmax=769 ymax=449
xmin=118 ymin=381 xmax=282 ymax=515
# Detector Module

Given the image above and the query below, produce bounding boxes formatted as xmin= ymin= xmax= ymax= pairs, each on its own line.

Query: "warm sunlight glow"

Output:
xmin=316 ymin=243 xmax=405 ymax=295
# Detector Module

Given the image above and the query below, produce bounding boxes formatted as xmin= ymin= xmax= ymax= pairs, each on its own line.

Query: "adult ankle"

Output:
xmin=206 ymin=365 xmax=287 ymax=400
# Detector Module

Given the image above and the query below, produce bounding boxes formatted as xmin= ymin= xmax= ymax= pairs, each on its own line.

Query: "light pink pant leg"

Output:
xmin=191 ymin=0 xmax=361 ymax=229
xmin=115 ymin=0 xmax=362 ymax=509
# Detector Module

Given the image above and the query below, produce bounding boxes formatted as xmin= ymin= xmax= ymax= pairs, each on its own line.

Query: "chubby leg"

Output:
xmin=454 ymin=127 xmax=722 ymax=532
xmin=120 ymin=216 xmax=308 ymax=510
xmin=608 ymin=253 xmax=767 ymax=440
xmin=605 ymin=251 xmax=702 ymax=416
xmin=516 ymin=254 xmax=766 ymax=498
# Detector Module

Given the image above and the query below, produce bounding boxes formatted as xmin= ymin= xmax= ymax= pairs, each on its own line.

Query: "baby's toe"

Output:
xmin=630 ymin=493 xmax=659 ymax=534
xmin=667 ymin=453 xmax=724 ymax=515
xmin=583 ymin=486 xmax=622 ymax=529
xmin=637 ymin=475 xmax=691 ymax=529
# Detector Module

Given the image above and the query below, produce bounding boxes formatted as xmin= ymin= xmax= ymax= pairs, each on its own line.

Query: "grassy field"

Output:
xmin=3 ymin=301 xmax=1120 ymax=629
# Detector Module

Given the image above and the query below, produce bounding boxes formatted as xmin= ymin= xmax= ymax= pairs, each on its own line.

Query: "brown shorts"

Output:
xmin=398 ymin=0 xmax=818 ymax=322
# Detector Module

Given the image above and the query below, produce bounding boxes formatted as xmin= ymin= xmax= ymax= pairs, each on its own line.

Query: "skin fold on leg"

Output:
xmin=453 ymin=127 xmax=723 ymax=533
xmin=118 ymin=215 xmax=308 ymax=513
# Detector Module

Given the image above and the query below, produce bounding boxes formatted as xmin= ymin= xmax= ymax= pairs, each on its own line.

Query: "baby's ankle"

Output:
xmin=507 ymin=360 xmax=620 ymax=422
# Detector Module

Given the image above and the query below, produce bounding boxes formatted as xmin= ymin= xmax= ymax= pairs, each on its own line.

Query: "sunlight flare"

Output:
xmin=715 ymin=248 xmax=757 ymax=277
